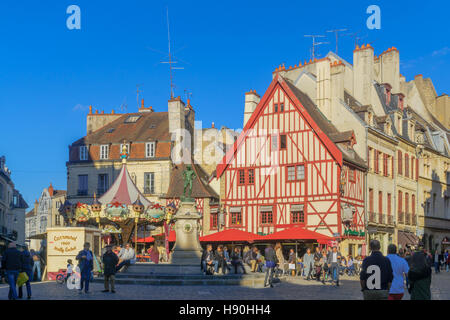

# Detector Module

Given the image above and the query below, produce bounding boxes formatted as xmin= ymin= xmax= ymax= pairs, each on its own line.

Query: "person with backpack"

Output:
xmin=18 ymin=245 xmax=33 ymax=299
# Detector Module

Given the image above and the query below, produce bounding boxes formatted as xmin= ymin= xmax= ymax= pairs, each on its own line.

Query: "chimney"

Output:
xmin=380 ymin=47 xmax=400 ymax=93
xmin=315 ymin=58 xmax=332 ymax=120
xmin=48 ymin=183 xmax=54 ymax=197
xmin=353 ymin=44 xmax=374 ymax=105
xmin=331 ymin=60 xmax=345 ymax=103
xmin=243 ymin=90 xmax=260 ymax=127
xmin=168 ymin=96 xmax=187 ymax=162
xmin=86 ymin=106 xmax=122 ymax=134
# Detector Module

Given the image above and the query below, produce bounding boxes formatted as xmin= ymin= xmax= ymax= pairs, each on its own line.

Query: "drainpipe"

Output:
xmin=364 ymin=125 xmax=369 ymax=255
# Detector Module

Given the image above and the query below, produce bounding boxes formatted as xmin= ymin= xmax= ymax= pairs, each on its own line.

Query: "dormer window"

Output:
xmin=79 ymin=146 xmax=88 ymax=161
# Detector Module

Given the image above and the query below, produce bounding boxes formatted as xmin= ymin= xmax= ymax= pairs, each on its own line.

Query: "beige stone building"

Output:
xmin=0 ymin=156 xmax=28 ymax=250
xmin=275 ymin=44 xmax=449 ymax=254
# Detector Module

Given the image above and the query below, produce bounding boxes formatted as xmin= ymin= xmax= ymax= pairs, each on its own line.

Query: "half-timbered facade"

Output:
xmin=217 ymin=75 xmax=366 ymax=249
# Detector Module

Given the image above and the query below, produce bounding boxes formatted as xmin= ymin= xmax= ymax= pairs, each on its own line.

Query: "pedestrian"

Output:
xmin=408 ymin=251 xmax=432 ymax=300
xmin=76 ymin=242 xmax=94 ymax=294
xmin=386 ymin=244 xmax=409 ymax=300
xmin=30 ymin=249 xmax=41 ymax=281
xmin=247 ymin=247 xmax=259 ymax=272
xmin=433 ymin=250 xmax=440 ymax=274
xmin=360 ymin=240 xmax=393 ymax=300
xmin=264 ymin=244 xmax=278 ymax=288
xmin=326 ymin=246 xmax=342 ymax=286
xmin=288 ymin=249 xmax=297 ymax=277
xmin=303 ymin=248 xmax=314 ymax=280
xmin=116 ymin=243 xmax=136 ymax=272
xmin=320 ymin=249 xmax=328 ymax=283
xmin=313 ymin=247 xmax=322 ymax=281
xmin=446 ymin=250 xmax=450 ymax=273
xmin=18 ymin=245 xmax=33 ymax=299
xmin=1 ymin=242 xmax=22 ymax=300
xmin=275 ymin=243 xmax=286 ymax=275
xmin=347 ymin=255 xmax=356 ymax=276
xmin=230 ymin=247 xmax=246 ymax=274
xmin=149 ymin=245 xmax=159 ymax=264
xmin=102 ymin=244 xmax=119 ymax=293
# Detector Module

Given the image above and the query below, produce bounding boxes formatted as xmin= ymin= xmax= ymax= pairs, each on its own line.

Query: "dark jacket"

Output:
xmin=360 ymin=251 xmax=393 ymax=290
xmin=201 ymin=250 xmax=214 ymax=262
xmin=215 ymin=251 xmax=226 ymax=264
xmin=76 ymin=249 xmax=94 ymax=272
xmin=408 ymin=266 xmax=432 ymax=300
xmin=102 ymin=251 xmax=119 ymax=276
xmin=264 ymin=247 xmax=278 ymax=264
xmin=1 ymin=247 xmax=23 ymax=271
xmin=21 ymin=250 xmax=34 ymax=271
xmin=230 ymin=251 xmax=242 ymax=262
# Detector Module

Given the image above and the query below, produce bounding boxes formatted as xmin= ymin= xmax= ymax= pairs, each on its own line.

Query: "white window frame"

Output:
xmin=144 ymin=172 xmax=155 ymax=194
xmin=100 ymin=145 xmax=109 ymax=160
xmin=79 ymin=146 xmax=88 ymax=161
xmin=146 ymin=142 xmax=155 ymax=158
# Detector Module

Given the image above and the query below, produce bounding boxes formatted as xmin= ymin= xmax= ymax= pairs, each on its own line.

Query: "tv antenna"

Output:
xmin=326 ymin=28 xmax=348 ymax=55
xmin=184 ymin=89 xmax=192 ymax=102
xmin=161 ymin=7 xmax=184 ymax=99
xmin=304 ymin=35 xmax=329 ymax=60
xmin=119 ymin=97 xmax=128 ymax=112
xmin=136 ymin=84 xmax=143 ymax=109
xmin=346 ymin=32 xmax=367 ymax=48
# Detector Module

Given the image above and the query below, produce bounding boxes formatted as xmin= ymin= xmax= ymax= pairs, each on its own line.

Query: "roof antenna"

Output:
xmin=326 ymin=28 xmax=348 ymax=55
xmin=346 ymin=31 xmax=367 ymax=48
xmin=136 ymin=84 xmax=143 ymax=109
xmin=304 ymin=35 xmax=329 ymax=60
xmin=184 ymin=89 xmax=192 ymax=102
xmin=161 ymin=7 xmax=184 ymax=99
xmin=119 ymin=97 xmax=128 ymax=112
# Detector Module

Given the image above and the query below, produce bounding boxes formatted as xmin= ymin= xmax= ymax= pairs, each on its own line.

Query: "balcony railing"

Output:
xmin=77 ymin=190 xmax=88 ymax=196
xmin=398 ymin=212 xmax=404 ymax=224
xmin=405 ymin=213 xmax=411 ymax=225
xmin=378 ymin=213 xmax=383 ymax=224
xmin=380 ymin=214 xmax=386 ymax=224
xmin=387 ymin=215 xmax=393 ymax=225
xmin=369 ymin=212 xmax=376 ymax=223
xmin=411 ymin=214 xmax=416 ymax=225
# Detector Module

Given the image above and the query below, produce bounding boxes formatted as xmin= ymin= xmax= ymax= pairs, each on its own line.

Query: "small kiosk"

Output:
xmin=46 ymin=227 xmax=101 ymax=280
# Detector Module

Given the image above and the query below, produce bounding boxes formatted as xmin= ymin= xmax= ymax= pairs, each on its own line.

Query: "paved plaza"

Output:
xmin=0 ymin=271 xmax=449 ymax=300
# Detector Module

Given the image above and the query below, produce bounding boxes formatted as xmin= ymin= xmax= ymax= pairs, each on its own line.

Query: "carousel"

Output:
xmin=58 ymin=145 xmax=177 ymax=256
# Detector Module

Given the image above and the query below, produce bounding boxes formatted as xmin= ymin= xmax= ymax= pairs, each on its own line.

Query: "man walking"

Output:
xmin=1 ymin=242 xmax=22 ymax=300
xmin=386 ymin=244 xmax=409 ymax=300
xmin=116 ymin=243 xmax=136 ymax=272
xmin=76 ymin=242 xmax=94 ymax=294
xmin=327 ymin=246 xmax=342 ymax=286
xmin=102 ymin=244 xmax=119 ymax=293
xmin=18 ymin=245 xmax=33 ymax=299
xmin=264 ymin=244 xmax=278 ymax=288
xmin=360 ymin=240 xmax=393 ymax=300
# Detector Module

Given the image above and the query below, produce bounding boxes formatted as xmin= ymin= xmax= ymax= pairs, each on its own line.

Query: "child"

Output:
xmin=66 ymin=259 xmax=74 ymax=283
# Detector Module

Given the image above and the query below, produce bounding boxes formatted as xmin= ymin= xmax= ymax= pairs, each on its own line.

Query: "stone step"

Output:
xmin=93 ymin=275 xmax=284 ymax=286
xmin=113 ymin=273 xmax=266 ymax=280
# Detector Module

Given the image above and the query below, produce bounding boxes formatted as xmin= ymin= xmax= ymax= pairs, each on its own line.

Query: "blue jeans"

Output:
xmin=116 ymin=259 xmax=131 ymax=272
xmin=434 ymin=262 xmax=440 ymax=273
xmin=6 ymin=270 xmax=19 ymax=300
xmin=331 ymin=263 xmax=339 ymax=284
xmin=32 ymin=261 xmax=41 ymax=281
xmin=202 ymin=260 xmax=218 ymax=273
xmin=348 ymin=265 xmax=355 ymax=276
xmin=18 ymin=269 xmax=32 ymax=298
xmin=79 ymin=269 xmax=91 ymax=292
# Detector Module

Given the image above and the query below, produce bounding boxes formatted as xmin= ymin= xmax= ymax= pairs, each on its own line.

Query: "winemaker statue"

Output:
xmin=182 ymin=165 xmax=196 ymax=201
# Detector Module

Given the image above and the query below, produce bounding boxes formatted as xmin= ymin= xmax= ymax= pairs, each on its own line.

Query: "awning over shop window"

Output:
xmin=290 ymin=204 xmax=304 ymax=212
xmin=259 ymin=206 xmax=273 ymax=212
xmin=210 ymin=207 xmax=219 ymax=214
xmin=398 ymin=231 xmax=420 ymax=248
xmin=229 ymin=207 xmax=242 ymax=213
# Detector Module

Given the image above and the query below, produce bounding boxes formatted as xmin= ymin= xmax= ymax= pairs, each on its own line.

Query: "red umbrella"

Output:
xmin=259 ymin=226 xmax=333 ymax=242
xmin=200 ymin=229 xmax=263 ymax=242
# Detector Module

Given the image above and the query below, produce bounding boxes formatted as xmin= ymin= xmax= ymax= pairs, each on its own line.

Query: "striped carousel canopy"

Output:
xmin=98 ymin=164 xmax=152 ymax=207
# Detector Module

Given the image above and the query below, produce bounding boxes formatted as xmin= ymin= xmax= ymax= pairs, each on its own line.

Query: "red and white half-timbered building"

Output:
xmin=216 ymin=75 xmax=367 ymax=253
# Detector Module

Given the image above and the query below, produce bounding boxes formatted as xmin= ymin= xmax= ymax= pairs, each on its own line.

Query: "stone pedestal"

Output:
xmin=170 ymin=201 xmax=203 ymax=265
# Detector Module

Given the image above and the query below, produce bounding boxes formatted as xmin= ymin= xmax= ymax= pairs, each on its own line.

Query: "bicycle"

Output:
xmin=55 ymin=269 xmax=68 ymax=284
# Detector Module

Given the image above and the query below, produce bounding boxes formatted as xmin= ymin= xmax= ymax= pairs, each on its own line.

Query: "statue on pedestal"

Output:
xmin=181 ymin=165 xmax=196 ymax=202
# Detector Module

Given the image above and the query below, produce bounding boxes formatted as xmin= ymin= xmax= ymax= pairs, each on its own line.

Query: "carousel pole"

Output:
xmin=134 ymin=217 xmax=138 ymax=253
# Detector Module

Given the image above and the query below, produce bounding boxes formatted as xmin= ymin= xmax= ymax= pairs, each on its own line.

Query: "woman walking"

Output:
xmin=408 ymin=251 xmax=432 ymax=300
xmin=264 ymin=244 xmax=278 ymax=288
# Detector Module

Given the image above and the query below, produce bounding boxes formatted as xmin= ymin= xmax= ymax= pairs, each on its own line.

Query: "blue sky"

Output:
xmin=0 ymin=0 xmax=449 ymax=207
